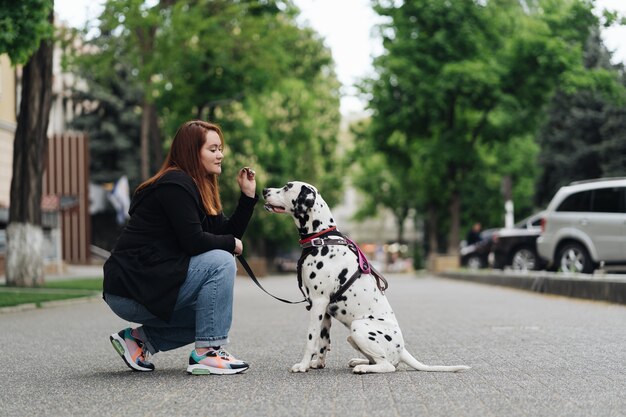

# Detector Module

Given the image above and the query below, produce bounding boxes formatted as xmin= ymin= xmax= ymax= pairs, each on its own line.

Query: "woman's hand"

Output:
xmin=237 ymin=167 xmax=256 ymax=198
xmin=234 ymin=238 xmax=243 ymax=255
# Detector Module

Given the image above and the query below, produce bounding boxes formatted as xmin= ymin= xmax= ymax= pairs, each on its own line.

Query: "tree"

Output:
xmin=66 ymin=29 xmax=144 ymax=187
xmin=0 ymin=0 xmax=54 ymax=286
xmin=536 ymin=28 xmax=626 ymax=206
xmin=362 ymin=0 xmax=603 ymax=256
xmin=68 ymin=0 xmax=343 ymax=257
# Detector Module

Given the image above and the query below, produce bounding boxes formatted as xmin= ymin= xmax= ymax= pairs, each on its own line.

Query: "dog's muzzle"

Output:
xmin=264 ymin=203 xmax=286 ymax=214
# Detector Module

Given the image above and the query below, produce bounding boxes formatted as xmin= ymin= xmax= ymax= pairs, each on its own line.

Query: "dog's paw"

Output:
xmin=290 ymin=363 xmax=309 ymax=373
xmin=352 ymin=364 xmax=369 ymax=374
xmin=309 ymin=358 xmax=326 ymax=369
xmin=348 ymin=358 xmax=369 ymax=368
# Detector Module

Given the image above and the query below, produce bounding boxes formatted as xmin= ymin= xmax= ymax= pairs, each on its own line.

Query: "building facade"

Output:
xmin=0 ymin=54 xmax=16 ymax=209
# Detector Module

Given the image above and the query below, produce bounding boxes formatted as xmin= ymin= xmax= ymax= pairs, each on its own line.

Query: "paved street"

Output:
xmin=1 ymin=273 xmax=625 ymax=417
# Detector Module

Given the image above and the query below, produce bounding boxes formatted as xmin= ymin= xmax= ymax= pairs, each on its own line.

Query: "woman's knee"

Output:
xmin=192 ymin=249 xmax=236 ymax=275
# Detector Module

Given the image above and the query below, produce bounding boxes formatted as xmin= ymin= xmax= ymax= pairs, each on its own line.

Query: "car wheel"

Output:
xmin=511 ymin=247 xmax=538 ymax=271
xmin=466 ymin=255 xmax=483 ymax=270
xmin=557 ymin=242 xmax=593 ymax=274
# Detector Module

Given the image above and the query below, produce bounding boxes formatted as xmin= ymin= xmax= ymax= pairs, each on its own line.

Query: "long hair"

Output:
xmin=136 ymin=120 xmax=224 ymax=215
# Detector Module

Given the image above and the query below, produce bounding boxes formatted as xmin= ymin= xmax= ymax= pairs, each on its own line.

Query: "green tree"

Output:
xmin=0 ymin=0 xmax=54 ymax=286
xmin=536 ymin=29 xmax=626 ymax=205
xmin=68 ymin=0 xmax=343 ymax=257
xmin=362 ymin=0 xmax=605 ymax=256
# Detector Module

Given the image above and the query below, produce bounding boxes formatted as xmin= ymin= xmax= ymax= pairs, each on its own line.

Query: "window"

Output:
xmin=557 ymin=191 xmax=592 ymax=212
xmin=591 ymin=187 xmax=625 ymax=213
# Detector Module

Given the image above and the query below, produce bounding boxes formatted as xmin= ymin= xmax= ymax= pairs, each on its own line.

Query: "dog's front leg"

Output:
xmin=291 ymin=298 xmax=329 ymax=373
xmin=310 ymin=312 xmax=332 ymax=369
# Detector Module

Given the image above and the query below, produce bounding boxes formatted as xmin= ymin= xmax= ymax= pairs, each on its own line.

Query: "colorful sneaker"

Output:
xmin=110 ymin=328 xmax=155 ymax=372
xmin=187 ymin=348 xmax=249 ymax=375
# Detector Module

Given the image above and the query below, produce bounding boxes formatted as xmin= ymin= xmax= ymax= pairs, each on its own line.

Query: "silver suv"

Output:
xmin=537 ymin=178 xmax=626 ymax=273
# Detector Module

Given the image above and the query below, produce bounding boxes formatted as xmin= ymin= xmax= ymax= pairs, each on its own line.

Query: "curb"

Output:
xmin=438 ymin=270 xmax=626 ymax=305
xmin=0 ymin=294 xmax=101 ymax=315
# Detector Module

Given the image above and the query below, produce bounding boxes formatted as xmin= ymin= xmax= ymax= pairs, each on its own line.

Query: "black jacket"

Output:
xmin=103 ymin=170 xmax=257 ymax=321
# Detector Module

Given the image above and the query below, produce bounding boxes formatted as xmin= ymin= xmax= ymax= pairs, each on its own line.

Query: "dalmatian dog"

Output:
xmin=262 ymin=181 xmax=470 ymax=374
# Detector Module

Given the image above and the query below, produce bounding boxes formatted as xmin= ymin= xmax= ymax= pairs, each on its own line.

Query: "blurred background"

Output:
xmin=1 ymin=0 xmax=625 ymax=282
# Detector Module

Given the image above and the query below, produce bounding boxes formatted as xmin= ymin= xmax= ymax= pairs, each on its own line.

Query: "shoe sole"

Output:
xmin=186 ymin=364 xmax=249 ymax=375
xmin=110 ymin=333 xmax=153 ymax=372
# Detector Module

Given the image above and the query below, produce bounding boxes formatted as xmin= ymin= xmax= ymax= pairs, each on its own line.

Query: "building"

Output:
xmin=0 ymin=54 xmax=16 ymax=209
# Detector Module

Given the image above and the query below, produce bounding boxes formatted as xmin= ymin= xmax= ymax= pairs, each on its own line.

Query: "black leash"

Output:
xmin=237 ymin=256 xmax=308 ymax=305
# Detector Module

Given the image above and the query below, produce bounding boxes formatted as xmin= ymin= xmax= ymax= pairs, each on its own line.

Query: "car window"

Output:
xmin=557 ymin=190 xmax=592 ymax=212
xmin=591 ymin=187 xmax=625 ymax=213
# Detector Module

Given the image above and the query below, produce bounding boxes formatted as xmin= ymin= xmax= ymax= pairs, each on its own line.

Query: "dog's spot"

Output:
xmin=310 ymin=272 xmax=316 ymax=279
xmin=368 ymin=332 xmax=376 ymax=336
xmin=316 ymin=261 xmax=324 ymax=269
xmin=321 ymin=246 xmax=329 ymax=256
xmin=377 ymin=331 xmax=382 ymax=334
xmin=311 ymin=248 xmax=319 ymax=256
xmin=312 ymin=220 xmax=321 ymax=230
xmin=368 ymin=315 xmax=374 ymax=319
xmin=329 ymin=305 xmax=339 ymax=316
xmin=314 ymin=285 xmax=318 ymax=290
xmin=338 ymin=268 xmax=348 ymax=285
xmin=396 ymin=344 xmax=401 ymax=348
xmin=320 ymin=347 xmax=326 ymax=354
xmin=320 ymin=327 xmax=329 ymax=339
xmin=341 ymin=309 xmax=347 ymax=315
xmin=308 ymin=334 xmax=312 ymax=340
xmin=368 ymin=337 xmax=375 ymax=341
xmin=318 ymin=315 xmax=323 ymax=321
xmin=385 ymin=335 xmax=392 ymax=342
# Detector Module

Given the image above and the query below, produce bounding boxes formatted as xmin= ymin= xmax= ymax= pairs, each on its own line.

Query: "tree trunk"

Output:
xmin=140 ymin=98 xmax=151 ymax=180
xmin=6 ymin=10 xmax=54 ymax=287
xmin=394 ymin=206 xmax=409 ymax=243
xmin=427 ymin=204 xmax=439 ymax=254
xmin=148 ymin=102 xmax=162 ymax=173
xmin=447 ymin=190 xmax=460 ymax=255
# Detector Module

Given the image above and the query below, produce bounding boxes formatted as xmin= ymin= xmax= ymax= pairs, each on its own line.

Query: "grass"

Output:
xmin=0 ymin=277 xmax=102 ymax=308
xmin=43 ymin=278 xmax=103 ymax=291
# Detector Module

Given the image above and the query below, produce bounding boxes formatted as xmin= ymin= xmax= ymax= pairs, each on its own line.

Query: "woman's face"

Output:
xmin=200 ymin=130 xmax=224 ymax=175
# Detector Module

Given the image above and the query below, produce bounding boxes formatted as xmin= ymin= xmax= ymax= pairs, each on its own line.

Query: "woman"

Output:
xmin=103 ymin=120 xmax=257 ymax=375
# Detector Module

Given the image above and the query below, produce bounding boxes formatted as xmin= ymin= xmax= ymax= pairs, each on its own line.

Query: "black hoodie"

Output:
xmin=103 ymin=170 xmax=257 ymax=321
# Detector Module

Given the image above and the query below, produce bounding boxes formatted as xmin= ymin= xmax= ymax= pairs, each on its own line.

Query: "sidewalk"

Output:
xmin=1 ymin=273 xmax=625 ymax=416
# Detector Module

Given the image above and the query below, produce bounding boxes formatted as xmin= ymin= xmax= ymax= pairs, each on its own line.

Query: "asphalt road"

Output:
xmin=1 ymin=273 xmax=625 ymax=417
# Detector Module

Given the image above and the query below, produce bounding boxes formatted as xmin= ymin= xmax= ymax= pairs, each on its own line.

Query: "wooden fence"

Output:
xmin=42 ymin=132 xmax=90 ymax=264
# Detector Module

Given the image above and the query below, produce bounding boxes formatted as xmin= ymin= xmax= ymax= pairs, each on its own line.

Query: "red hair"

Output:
xmin=137 ymin=120 xmax=223 ymax=215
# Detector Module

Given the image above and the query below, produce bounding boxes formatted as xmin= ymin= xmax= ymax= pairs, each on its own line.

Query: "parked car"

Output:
xmin=492 ymin=212 xmax=546 ymax=271
xmin=460 ymin=228 xmax=497 ymax=269
xmin=537 ymin=178 xmax=626 ymax=273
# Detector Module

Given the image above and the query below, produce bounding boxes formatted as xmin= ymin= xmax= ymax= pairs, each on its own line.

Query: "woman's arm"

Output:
xmin=156 ymin=184 xmax=236 ymax=255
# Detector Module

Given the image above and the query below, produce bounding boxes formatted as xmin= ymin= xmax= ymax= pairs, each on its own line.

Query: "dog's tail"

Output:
xmin=400 ymin=349 xmax=470 ymax=372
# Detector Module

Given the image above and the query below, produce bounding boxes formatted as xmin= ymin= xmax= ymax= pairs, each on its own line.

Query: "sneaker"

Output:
xmin=110 ymin=328 xmax=155 ymax=372
xmin=187 ymin=347 xmax=249 ymax=375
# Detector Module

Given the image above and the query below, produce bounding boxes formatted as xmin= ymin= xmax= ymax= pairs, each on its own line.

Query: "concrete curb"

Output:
xmin=0 ymin=294 xmax=101 ymax=315
xmin=438 ymin=270 xmax=626 ymax=305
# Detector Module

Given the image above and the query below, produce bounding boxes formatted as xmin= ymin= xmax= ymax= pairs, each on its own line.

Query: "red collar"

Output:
xmin=298 ymin=226 xmax=337 ymax=245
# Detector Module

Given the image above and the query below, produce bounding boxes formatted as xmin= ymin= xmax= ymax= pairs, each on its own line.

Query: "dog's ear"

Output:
xmin=294 ymin=185 xmax=316 ymax=218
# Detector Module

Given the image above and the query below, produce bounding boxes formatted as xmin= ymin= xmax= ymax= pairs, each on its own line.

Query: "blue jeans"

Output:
xmin=105 ymin=249 xmax=236 ymax=354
